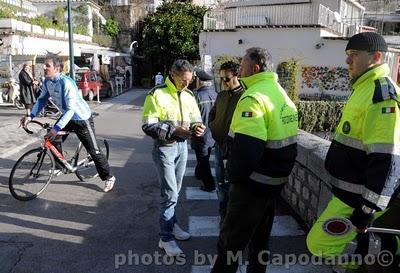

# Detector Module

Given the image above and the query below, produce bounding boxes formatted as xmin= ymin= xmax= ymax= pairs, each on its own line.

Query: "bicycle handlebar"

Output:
xmin=23 ymin=112 xmax=99 ymax=135
xmin=23 ymin=120 xmax=50 ymax=135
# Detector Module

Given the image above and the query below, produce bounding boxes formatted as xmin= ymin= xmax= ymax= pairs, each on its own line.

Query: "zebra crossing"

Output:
xmin=183 ymin=147 xmax=331 ymax=273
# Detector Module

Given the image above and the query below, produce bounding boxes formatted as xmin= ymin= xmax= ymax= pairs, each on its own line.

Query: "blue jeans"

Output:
xmin=214 ymin=143 xmax=230 ymax=224
xmin=152 ymin=141 xmax=188 ymax=242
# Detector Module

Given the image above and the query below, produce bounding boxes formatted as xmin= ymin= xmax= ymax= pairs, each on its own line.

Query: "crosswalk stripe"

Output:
xmin=191 ymin=264 xmax=332 ymax=273
xmin=187 ymin=153 xmax=216 ymax=161
xmin=188 ymin=215 xmax=305 ymax=237
xmin=185 ymin=167 xmax=216 ymax=177
xmin=186 ymin=187 xmax=218 ymax=200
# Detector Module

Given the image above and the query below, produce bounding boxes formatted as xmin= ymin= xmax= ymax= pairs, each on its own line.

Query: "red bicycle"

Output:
xmin=9 ymin=119 xmax=109 ymax=201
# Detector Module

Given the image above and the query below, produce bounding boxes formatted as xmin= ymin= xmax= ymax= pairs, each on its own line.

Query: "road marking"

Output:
xmin=187 ymin=153 xmax=215 ymax=161
xmin=188 ymin=216 xmax=304 ymax=237
xmin=185 ymin=167 xmax=216 ymax=177
xmin=186 ymin=187 xmax=218 ymax=200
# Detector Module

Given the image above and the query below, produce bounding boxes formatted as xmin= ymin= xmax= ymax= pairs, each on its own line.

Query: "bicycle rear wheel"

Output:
xmin=9 ymin=148 xmax=55 ymax=201
xmin=74 ymin=139 xmax=109 ymax=182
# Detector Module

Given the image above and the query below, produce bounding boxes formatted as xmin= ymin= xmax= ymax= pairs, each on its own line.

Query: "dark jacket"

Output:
xmin=19 ymin=70 xmax=37 ymax=106
xmin=191 ymin=85 xmax=217 ymax=150
xmin=209 ymin=85 xmax=244 ymax=144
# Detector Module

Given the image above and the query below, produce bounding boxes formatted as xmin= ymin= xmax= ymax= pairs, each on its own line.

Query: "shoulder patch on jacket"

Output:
xmin=373 ymin=77 xmax=398 ymax=104
xmin=147 ymin=84 xmax=167 ymax=96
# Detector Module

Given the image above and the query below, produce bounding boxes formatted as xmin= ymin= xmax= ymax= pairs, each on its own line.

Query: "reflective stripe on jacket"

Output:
xmin=142 ymin=76 xmax=202 ymax=145
xmin=325 ymin=64 xmax=400 ymax=211
xmin=228 ymin=71 xmax=298 ymax=187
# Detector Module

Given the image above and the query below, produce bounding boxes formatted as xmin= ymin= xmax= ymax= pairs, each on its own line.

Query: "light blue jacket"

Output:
xmin=31 ymin=74 xmax=92 ymax=131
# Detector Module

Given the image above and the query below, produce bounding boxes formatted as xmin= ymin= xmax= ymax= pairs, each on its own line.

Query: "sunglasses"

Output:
xmin=220 ymin=77 xmax=233 ymax=83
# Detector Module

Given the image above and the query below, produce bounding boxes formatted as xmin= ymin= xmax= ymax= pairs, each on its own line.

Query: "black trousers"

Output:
xmin=211 ymin=182 xmax=278 ymax=273
xmin=194 ymin=147 xmax=215 ymax=189
xmin=53 ymin=117 xmax=112 ymax=181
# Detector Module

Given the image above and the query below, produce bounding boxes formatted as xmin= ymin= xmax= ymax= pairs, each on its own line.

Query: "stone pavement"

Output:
xmin=0 ymin=88 xmax=148 ymax=159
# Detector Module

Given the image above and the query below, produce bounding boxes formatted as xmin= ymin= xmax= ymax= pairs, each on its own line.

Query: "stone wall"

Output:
xmin=281 ymin=130 xmax=333 ymax=228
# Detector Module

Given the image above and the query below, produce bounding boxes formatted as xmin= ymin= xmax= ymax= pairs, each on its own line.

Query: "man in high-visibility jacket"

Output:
xmin=142 ymin=59 xmax=205 ymax=256
xmin=307 ymin=32 xmax=400 ymax=269
xmin=211 ymin=47 xmax=298 ymax=273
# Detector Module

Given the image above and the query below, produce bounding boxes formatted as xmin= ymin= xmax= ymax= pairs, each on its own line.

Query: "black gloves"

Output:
xmin=349 ymin=206 xmax=374 ymax=231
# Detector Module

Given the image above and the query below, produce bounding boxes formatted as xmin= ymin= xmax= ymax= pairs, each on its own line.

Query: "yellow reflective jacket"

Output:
xmin=228 ymin=71 xmax=298 ymax=187
xmin=326 ymin=63 xmax=400 ymax=210
xmin=142 ymin=76 xmax=202 ymax=144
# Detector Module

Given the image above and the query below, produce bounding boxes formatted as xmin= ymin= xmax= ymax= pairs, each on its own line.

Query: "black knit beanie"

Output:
xmin=345 ymin=32 xmax=388 ymax=52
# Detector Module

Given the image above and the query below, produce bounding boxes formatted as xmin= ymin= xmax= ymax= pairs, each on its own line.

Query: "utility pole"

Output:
xmin=67 ymin=0 xmax=75 ymax=80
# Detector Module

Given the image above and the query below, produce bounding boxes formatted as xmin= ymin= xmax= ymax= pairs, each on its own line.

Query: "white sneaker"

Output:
xmin=172 ymin=223 xmax=191 ymax=241
xmin=158 ymin=239 xmax=183 ymax=256
xmin=104 ymin=176 xmax=115 ymax=192
xmin=49 ymin=169 xmax=63 ymax=177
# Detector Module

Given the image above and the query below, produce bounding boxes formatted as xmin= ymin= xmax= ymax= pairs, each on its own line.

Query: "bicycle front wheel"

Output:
xmin=9 ymin=148 xmax=55 ymax=201
xmin=75 ymin=139 xmax=109 ymax=182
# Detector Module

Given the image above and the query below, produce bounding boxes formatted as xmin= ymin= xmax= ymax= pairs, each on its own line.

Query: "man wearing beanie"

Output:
xmin=307 ymin=32 xmax=400 ymax=271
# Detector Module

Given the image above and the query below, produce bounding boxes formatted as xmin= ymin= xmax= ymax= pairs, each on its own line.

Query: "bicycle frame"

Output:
xmin=43 ymin=138 xmax=90 ymax=173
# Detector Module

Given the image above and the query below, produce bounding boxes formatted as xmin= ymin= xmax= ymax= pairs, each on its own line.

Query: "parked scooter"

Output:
xmin=0 ymin=79 xmax=24 ymax=109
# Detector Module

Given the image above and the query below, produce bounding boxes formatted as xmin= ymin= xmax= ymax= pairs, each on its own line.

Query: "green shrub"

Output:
xmin=74 ymin=25 xmax=88 ymax=36
xmin=297 ymin=100 xmax=345 ymax=133
xmin=277 ymin=59 xmax=300 ymax=103
xmin=0 ymin=3 xmax=17 ymax=19
xmin=105 ymin=19 xmax=120 ymax=37
xmin=93 ymin=34 xmax=113 ymax=47
xmin=28 ymin=15 xmax=54 ymax=29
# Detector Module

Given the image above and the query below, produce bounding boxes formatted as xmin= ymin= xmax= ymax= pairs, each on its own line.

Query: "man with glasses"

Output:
xmin=209 ymin=61 xmax=244 ymax=225
xmin=211 ymin=48 xmax=298 ymax=273
xmin=142 ymin=59 xmax=205 ymax=256
xmin=307 ymin=32 xmax=400 ymax=271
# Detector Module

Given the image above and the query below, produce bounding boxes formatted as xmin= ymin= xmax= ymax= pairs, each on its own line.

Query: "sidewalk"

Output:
xmin=0 ymin=88 xmax=148 ymax=159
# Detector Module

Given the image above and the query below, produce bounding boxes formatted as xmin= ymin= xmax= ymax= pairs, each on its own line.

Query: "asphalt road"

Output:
xmin=0 ymin=89 xmax=331 ymax=273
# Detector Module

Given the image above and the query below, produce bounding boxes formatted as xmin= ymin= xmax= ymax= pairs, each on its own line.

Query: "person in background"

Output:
xmin=142 ymin=60 xmax=205 ymax=257
xmin=19 ymin=63 xmax=39 ymax=116
xmin=210 ymin=47 xmax=298 ymax=273
xmin=155 ymin=72 xmax=164 ymax=86
xmin=191 ymin=69 xmax=217 ymax=192
xmin=209 ymin=61 xmax=244 ymax=226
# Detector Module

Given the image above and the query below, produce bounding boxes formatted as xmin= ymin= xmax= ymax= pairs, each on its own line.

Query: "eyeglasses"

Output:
xmin=220 ymin=77 xmax=233 ymax=83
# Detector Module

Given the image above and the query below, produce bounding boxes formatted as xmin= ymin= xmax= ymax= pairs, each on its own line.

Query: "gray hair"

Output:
xmin=170 ymin=59 xmax=194 ymax=74
xmin=245 ymin=47 xmax=274 ymax=72
xmin=45 ymin=54 xmax=63 ymax=70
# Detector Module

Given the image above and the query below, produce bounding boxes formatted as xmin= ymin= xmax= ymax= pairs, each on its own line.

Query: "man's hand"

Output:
xmin=349 ymin=206 xmax=374 ymax=233
xmin=192 ymin=124 xmax=206 ymax=137
xmin=19 ymin=116 xmax=31 ymax=128
xmin=173 ymin=126 xmax=192 ymax=139
xmin=45 ymin=128 xmax=58 ymax=141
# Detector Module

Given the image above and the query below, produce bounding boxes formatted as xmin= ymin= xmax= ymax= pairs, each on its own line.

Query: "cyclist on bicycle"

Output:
xmin=20 ymin=54 xmax=116 ymax=192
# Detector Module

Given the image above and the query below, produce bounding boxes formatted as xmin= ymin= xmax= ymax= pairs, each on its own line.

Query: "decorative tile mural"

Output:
xmin=301 ymin=66 xmax=351 ymax=93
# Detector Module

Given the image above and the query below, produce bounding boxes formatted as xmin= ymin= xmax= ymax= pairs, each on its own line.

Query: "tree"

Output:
xmin=105 ymin=19 xmax=120 ymax=37
xmin=141 ymin=1 xmax=207 ymax=72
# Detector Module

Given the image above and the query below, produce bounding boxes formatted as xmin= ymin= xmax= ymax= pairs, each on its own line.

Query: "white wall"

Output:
xmin=200 ymin=28 xmax=351 ymax=98
xmin=200 ymin=28 xmax=348 ymax=67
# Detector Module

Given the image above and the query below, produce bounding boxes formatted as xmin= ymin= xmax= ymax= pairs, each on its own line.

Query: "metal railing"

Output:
xmin=203 ymin=2 xmax=358 ymax=37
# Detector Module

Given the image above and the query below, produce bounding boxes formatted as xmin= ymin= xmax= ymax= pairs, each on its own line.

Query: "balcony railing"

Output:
xmin=203 ymin=2 xmax=360 ymax=37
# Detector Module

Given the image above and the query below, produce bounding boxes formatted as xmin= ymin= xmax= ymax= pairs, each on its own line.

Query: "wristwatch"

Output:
xmin=361 ymin=205 xmax=375 ymax=214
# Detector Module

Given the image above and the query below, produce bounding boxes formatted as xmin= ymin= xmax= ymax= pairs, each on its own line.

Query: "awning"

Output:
xmin=80 ymin=47 xmax=130 ymax=57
